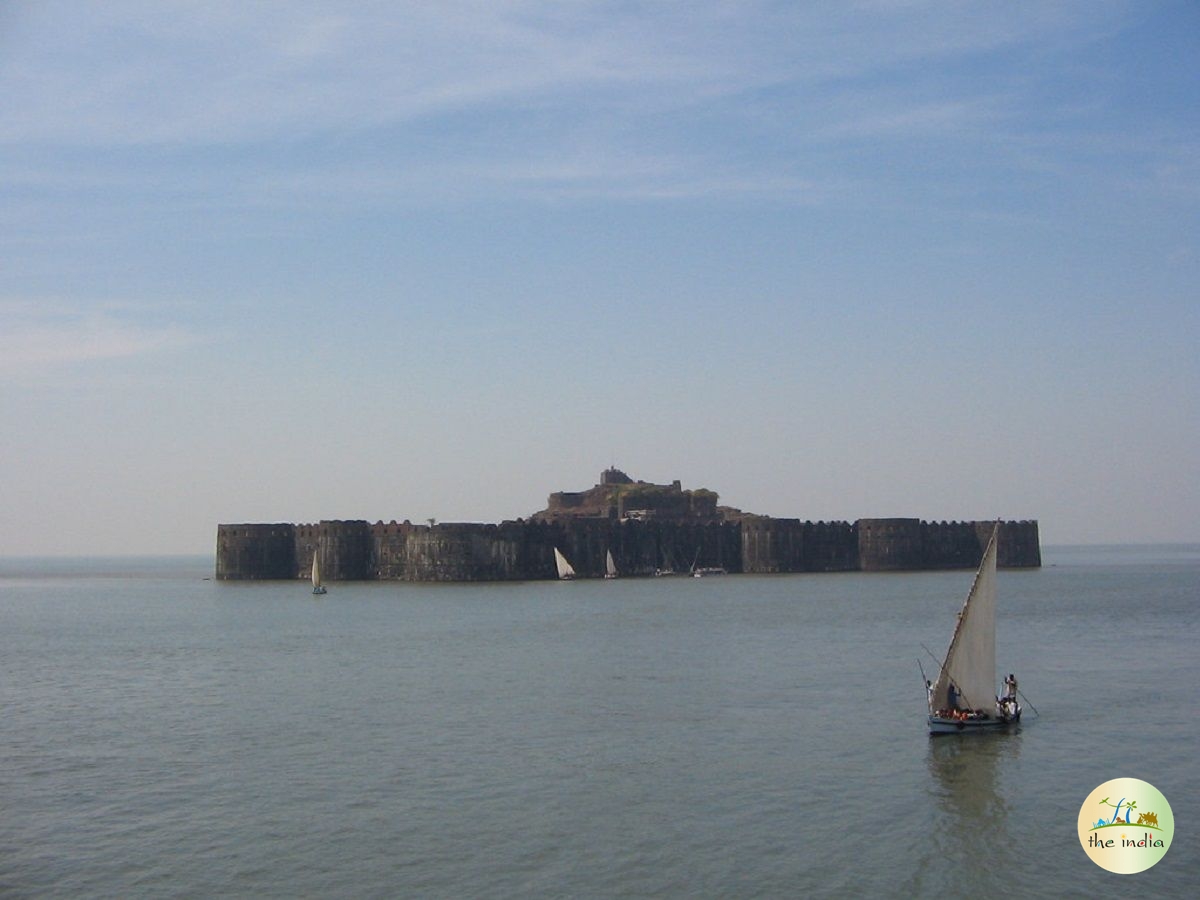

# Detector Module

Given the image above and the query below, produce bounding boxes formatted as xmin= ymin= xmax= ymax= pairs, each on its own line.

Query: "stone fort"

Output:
xmin=216 ymin=468 xmax=1041 ymax=581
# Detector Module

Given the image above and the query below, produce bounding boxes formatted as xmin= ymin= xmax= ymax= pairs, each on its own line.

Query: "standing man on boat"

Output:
xmin=1004 ymin=673 xmax=1018 ymax=701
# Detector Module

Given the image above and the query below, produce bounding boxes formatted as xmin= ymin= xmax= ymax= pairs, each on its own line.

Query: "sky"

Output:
xmin=1 ymin=1 xmax=1197 ymax=555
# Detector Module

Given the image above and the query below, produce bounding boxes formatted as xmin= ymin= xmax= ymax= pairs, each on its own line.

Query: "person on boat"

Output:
xmin=947 ymin=683 xmax=960 ymax=711
xmin=1004 ymin=673 xmax=1018 ymax=701
xmin=997 ymin=696 xmax=1015 ymax=721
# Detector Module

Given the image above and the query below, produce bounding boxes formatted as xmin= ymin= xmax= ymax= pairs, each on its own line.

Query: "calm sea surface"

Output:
xmin=1 ymin=546 xmax=1197 ymax=897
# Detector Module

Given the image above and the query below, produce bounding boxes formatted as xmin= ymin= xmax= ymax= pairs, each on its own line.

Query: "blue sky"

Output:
xmin=2 ymin=1 xmax=1197 ymax=554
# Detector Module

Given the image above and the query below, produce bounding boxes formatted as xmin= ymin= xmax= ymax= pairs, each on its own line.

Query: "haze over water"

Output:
xmin=3 ymin=4 xmax=1198 ymax=556
xmin=1 ymin=546 xmax=1195 ymax=896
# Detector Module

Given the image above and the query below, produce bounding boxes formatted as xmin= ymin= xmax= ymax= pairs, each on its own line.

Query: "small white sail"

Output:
xmin=931 ymin=527 xmax=998 ymax=713
xmin=553 ymin=547 xmax=576 ymax=580
xmin=605 ymin=550 xmax=618 ymax=579
xmin=311 ymin=551 xmax=326 ymax=594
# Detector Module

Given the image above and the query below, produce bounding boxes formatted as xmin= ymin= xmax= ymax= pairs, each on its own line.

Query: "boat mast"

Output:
xmin=930 ymin=524 xmax=999 ymax=712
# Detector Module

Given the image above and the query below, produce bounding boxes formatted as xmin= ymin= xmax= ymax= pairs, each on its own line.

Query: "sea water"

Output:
xmin=1 ymin=547 xmax=1196 ymax=897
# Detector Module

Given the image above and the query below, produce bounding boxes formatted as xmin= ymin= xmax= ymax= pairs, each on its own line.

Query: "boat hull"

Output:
xmin=928 ymin=709 xmax=1020 ymax=735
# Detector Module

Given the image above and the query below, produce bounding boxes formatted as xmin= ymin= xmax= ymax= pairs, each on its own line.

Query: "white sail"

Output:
xmin=606 ymin=550 xmax=618 ymax=578
xmin=931 ymin=527 xmax=998 ymax=713
xmin=311 ymin=552 xmax=323 ymax=589
xmin=553 ymin=547 xmax=576 ymax=580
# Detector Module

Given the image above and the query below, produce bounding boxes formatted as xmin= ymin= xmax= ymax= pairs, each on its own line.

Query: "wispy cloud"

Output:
xmin=0 ymin=1 xmax=1132 ymax=146
xmin=0 ymin=301 xmax=199 ymax=374
xmin=0 ymin=0 xmax=1184 ymax=212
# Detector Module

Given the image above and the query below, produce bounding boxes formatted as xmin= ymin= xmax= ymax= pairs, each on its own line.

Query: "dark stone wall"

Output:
xmin=318 ymin=520 xmax=372 ymax=581
xmin=294 ymin=523 xmax=321 ymax=579
xmin=857 ymin=518 xmax=925 ymax=571
xmin=858 ymin=519 xmax=1043 ymax=571
xmin=293 ymin=521 xmax=372 ymax=580
xmin=361 ymin=518 xmax=743 ymax=581
xmin=373 ymin=521 xmax=531 ymax=582
xmin=741 ymin=519 xmax=859 ymax=573
xmin=216 ymin=524 xmax=296 ymax=579
xmin=920 ymin=520 xmax=991 ymax=569
xmin=216 ymin=517 xmax=1040 ymax=581
xmin=995 ymin=520 xmax=1042 ymax=568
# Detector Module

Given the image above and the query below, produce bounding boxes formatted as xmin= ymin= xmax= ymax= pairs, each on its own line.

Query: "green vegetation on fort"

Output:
xmin=608 ymin=483 xmax=715 ymax=503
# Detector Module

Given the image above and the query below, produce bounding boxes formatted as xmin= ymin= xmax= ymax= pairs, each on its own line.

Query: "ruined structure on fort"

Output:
xmin=216 ymin=468 xmax=1041 ymax=582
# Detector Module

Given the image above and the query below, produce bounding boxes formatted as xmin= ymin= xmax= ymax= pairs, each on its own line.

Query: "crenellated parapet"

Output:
xmin=215 ymin=471 xmax=1040 ymax=581
xmin=993 ymin=520 xmax=1042 ymax=568
xmin=293 ymin=521 xmax=372 ymax=580
xmin=217 ymin=516 xmax=1039 ymax=581
xmin=741 ymin=519 xmax=858 ymax=573
xmin=374 ymin=521 xmax=531 ymax=581
xmin=858 ymin=519 xmax=1043 ymax=571
xmin=856 ymin=518 xmax=925 ymax=571
xmin=367 ymin=518 xmax=742 ymax=581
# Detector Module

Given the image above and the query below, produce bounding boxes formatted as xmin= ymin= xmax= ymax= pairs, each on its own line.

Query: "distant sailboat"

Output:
xmin=689 ymin=548 xmax=726 ymax=576
xmin=553 ymin=547 xmax=576 ymax=581
xmin=927 ymin=525 xmax=1020 ymax=734
xmin=311 ymin=551 xmax=327 ymax=595
xmin=655 ymin=548 xmax=677 ymax=577
xmin=605 ymin=550 xmax=618 ymax=580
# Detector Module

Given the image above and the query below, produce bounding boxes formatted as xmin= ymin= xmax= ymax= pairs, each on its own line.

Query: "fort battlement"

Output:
xmin=217 ymin=471 xmax=1040 ymax=581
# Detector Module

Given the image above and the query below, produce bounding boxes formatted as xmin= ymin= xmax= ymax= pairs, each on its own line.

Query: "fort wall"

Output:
xmin=216 ymin=524 xmax=297 ymax=580
xmin=857 ymin=518 xmax=1042 ymax=571
xmin=363 ymin=518 xmax=742 ymax=581
xmin=740 ymin=519 xmax=859 ymax=573
xmin=217 ymin=517 xmax=1040 ymax=581
xmin=857 ymin=518 xmax=925 ymax=571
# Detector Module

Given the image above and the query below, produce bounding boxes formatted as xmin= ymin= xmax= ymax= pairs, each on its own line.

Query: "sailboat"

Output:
xmin=311 ymin=551 xmax=327 ymax=595
xmin=553 ymin=547 xmax=576 ymax=581
xmin=605 ymin=550 xmax=618 ymax=580
xmin=654 ymin=547 xmax=677 ymax=576
xmin=927 ymin=525 xmax=1020 ymax=734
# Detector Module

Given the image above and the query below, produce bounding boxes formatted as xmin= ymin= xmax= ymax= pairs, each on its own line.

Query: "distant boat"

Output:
xmin=692 ymin=567 xmax=727 ymax=578
xmin=311 ymin=551 xmax=327 ymax=595
xmin=927 ymin=525 xmax=1021 ymax=734
xmin=553 ymin=547 xmax=576 ymax=581
xmin=605 ymin=550 xmax=618 ymax=580
xmin=655 ymin=548 xmax=677 ymax=576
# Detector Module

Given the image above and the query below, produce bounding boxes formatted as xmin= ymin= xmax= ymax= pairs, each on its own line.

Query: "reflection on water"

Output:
xmin=929 ymin=731 xmax=1019 ymax=817
xmin=930 ymin=732 xmax=1023 ymax=878
xmin=896 ymin=732 xmax=1025 ymax=896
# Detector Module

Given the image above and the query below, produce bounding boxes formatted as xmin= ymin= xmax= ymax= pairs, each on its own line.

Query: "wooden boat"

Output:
xmin=927 ymin=525 xmax=1020 ymax=734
